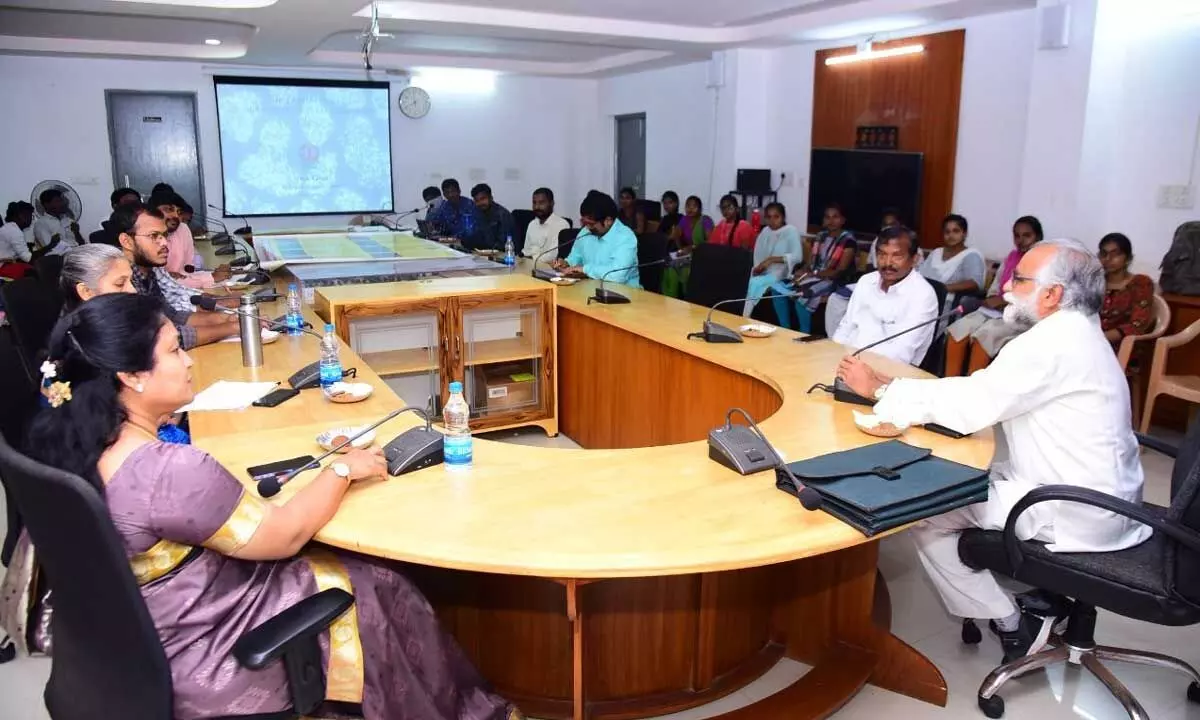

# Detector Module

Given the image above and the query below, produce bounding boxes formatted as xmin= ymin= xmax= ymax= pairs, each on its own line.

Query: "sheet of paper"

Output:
xmin=178 ymin=380 xmax=279 ymax=412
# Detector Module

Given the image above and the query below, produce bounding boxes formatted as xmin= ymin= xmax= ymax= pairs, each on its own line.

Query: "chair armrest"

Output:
xmin=1161 ymin=318 xmax=1200 ymax=350
xmin=1137 ymin=432 xmax=1179 ymax=458
xmin=1002 ymin=485 xmax=1200 ymax=573
xmin=233 ymin=587 xmax=354 ymax=670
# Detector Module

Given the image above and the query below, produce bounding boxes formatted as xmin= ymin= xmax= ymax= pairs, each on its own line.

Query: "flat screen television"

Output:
xmin=806 ymin=148 xmax=923 ymax=235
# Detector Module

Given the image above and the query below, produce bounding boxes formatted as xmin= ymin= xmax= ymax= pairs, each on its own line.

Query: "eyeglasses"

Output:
xmin=135 ymin=232 xmax=169 ymax=242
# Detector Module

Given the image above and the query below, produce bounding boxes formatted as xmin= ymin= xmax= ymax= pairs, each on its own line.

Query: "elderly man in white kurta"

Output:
xmin=835 ymin=238 xmax=1151 ymax=663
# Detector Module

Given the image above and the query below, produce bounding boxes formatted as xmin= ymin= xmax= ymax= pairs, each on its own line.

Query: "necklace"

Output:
xmin=125 ymin=421 xmax=159 ymax=442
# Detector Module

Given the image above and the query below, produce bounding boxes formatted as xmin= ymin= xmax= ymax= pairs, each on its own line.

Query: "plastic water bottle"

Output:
xmin=503 ymin=235 xmax=516 ymax=269
xmin=285 ymin=283 xmax=304 ymax=337
xmin=443 ymin=381 xmax=473 ymax=471
xmin=318 ymin=323 xmax=342 ymax=392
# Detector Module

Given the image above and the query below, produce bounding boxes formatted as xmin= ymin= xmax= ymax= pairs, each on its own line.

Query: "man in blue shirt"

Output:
xmin=471 ymin=183 xmax=514 ymax=252
xmin=553 ymin=191 xmax=641 ymax=289
xmin=426 ymin=178 xmax=480 ymax=246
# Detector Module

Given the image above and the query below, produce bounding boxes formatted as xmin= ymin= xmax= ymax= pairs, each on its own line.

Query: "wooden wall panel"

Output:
xmin=812 ymin=30 xmax=966 ymax=246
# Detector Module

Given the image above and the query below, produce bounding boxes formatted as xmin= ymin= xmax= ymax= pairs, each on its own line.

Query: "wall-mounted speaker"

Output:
xmin=1038 ymin=3 xmax=1071 ymax=50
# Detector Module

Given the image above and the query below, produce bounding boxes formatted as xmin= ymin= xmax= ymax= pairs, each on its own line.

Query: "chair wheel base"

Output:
xmin=963 ymin=619 xmax=983 ymax=645
xmin=1188 ymin=682 xmax=1200 ymax=704
xmin=978 ymin=693 xmax=1005 ymax=718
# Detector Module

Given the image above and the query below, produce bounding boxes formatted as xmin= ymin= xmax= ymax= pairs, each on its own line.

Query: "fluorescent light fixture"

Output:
xmin=412 ymin=67 xmax=496 ymax=95
xmin=205 ymin=38 xmax=222 ymax=46
xmin=825 ymin=43 xmax=924 ymax=66
xmin=110 ymin=0 xmax=277 ymax=7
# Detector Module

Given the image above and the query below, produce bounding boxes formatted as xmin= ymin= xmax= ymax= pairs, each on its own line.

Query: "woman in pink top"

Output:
xmin=709 ymin=194 xmax=757 ymax=250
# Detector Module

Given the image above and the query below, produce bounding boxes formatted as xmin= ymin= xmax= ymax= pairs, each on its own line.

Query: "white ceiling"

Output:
xmin=0 ymin=0 xmax=1035 ymax=77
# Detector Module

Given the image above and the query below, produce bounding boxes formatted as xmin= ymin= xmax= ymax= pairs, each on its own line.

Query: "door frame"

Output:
xmin=613 ymin=112 xmax=646 ymax=199
xmin=105 ymin=89 xmax=207 ymax=212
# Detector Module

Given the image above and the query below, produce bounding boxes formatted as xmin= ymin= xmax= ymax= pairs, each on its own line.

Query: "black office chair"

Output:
xmin=0 ymin=432 xmax=360 ymax=720
xmin=557 ymin=228 xmax=579 ymax=260
xmin=635 ymin=199 xmax=662 ymax=223
xmin=919 ymin=279 xmax=949 ymax=376
xmin=684 ymin=243 xmax=753 ymax=309
xmin=511 ymin=209 xmax=535 ymax=257
xmin=1 ymin=277 xmax=63 ymax=379
xmin=637 ymin=233 xmax=670 ymax=294
xmin=34 ymin=254 xmax=64 ymax=291
xmin=0 ymin=325 xmax=39 ymax=569
xmin=957 ymin=425 xmax=1200 ymax=719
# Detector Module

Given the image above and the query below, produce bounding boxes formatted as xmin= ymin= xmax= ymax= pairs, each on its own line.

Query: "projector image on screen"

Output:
xmin=214 ymin=76 xmax=395 ymax=218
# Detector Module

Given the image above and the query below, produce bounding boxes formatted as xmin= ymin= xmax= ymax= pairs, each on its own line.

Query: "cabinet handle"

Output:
xmin=455 ymin=335 xmax=461 ymax=362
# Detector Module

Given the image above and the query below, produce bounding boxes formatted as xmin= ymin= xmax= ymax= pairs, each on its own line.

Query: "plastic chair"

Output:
xmin=1117 ymin=295 xmax=1171 ymax=428
xmin=1139 ymin=312 xmax=1200 ymax=435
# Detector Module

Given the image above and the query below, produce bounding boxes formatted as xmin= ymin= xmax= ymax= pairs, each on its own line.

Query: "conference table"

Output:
xmin=189 ymin=272 xmax=994 ymax=720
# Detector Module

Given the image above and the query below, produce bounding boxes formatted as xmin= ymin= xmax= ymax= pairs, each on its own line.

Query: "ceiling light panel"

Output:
xmin=110 ymin=0 xmax=277 ymax=7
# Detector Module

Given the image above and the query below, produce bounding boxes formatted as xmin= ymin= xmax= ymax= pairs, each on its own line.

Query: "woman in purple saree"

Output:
xmin=25 ymin=293 xmax=518 ymax=720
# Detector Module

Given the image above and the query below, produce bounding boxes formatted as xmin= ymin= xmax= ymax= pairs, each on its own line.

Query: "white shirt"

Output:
xmin=522 ymin=213 xmax=570 ymax=264
xmin=833 ymin=269 xmax=938 ymax=365
xmin=0 ymin=223 xmax=31 ymax=263
xmin=32 ymin=214 xmax=79 ymax=256
xmin=874 ymin=309 xmax=1152 ymax=554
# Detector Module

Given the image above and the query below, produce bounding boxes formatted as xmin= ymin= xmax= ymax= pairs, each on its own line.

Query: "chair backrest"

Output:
xmin=1168 ymin=419 xmax=1200 ymax=605
xmin=557 ymin=227 xmax=580 ymax=260
xmin=919 ymin=279 xmax=949 ymax=375
xmin=1117 ymin=294 xmax=1171 ymax=371
xmin=511 ymin=209 xmax=536 ymax=256
xmin=0 ymin=326 xmax=38 ymax=565
xmin=684 ymin=243 xmax=754 ymax=309
xmin=1 ymin=277 xmax=63 ymax=374
xmin=35 ymin=254 xmax=65 ymax=291
xmin=636 ymin=199 xmax=662 ymax=222
xmin=637 ymin=233 xmax=670 ymax=294
xmin=0 ymin=434 xmax=173 ymax=719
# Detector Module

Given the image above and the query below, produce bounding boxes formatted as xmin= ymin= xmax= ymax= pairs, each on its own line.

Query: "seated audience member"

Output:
xmin=662 ymin=195 xmax=713 ymax=298
xmin=832 ymin=226 xmax=938 ymax=365
xmin=618 ymin=187 xmax=647 ymax=235
xmin=426 ymin=178 xmax=480 ymax=245
xmin=32 ymin=188 xmax=84 ymax=256
xmin=553 ymin=191 xmax=641 ymax=289
xmin=178 ymin=202 xmax=197 ymax=234
xmin=471 ymin=183 xmax=514 ymax=251
xmin=658 ymin=191 xmax=682 ymax=240
xmin=837 ymin=239 xmax=1150 ymax=662
xmin=866 ymin=207 xmax=903 ymax=269
xmin=113 ymin=203 xmax=238 ymax=349
xmin=0 ymin=201 xmax=35 ymax=279
xmin=919 ymin=214 xmax=987 ymax=336
xmin=90 ymin=188 xmax=141 ymax=246
xmin=60 ymin=244 xmax=137 ymax=310
xmin=775 ymin=203 xmax=857 ymax=333
xmin=422 ymin=185 xmax=443 ymax=219
xmin=25 ymin=293 xmax=519 ymax=720
xmin=149 ymin=191 xmax=229 ymax=288
xmin=710 ymin=195 xmax=757 ymax=250
xmin=743 ymin=202 xmax=802 ymax=316
xmin=1098 ymin=232 xmax=1155 ymax=348
xmin=945 ymin=215 xmax=1044 ymax=376
xmin=521 ymin=187 xmax=570 ymax=266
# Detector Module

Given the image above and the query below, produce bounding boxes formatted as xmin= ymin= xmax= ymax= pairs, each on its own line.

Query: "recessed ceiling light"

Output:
xmin=205 ymin=38 xmax=222 ymax=46
xmin=111 ymin=0 xmax=276 ymax=7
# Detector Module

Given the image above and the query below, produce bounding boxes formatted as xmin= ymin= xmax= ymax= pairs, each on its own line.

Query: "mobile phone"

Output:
xmin=794 ymin=335 xmax=827 ymax=344
xmin=252 ymin=387 xmax=300 ymax=408
xmin=247 ymin=455 xmax=316 ymax=482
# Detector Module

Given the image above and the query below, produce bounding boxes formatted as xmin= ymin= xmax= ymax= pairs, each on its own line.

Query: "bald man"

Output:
xmin=837 ymin=239 xmax=1151 ymax=663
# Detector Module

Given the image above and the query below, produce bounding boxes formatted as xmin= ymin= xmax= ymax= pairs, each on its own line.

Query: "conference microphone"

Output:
xmin=208 ymin=202 xmax=252 ymax=236
xmin=810 ymin=296 xmax=985 ymax=406
xmin=198 ymin=213 xmax=231 ymax=243
xmin=587 ymin=259 xmax=667 ymax=305
xmin=531 ymin=235 xmax=578 ymax=280
xmin=707 ymin=408 xmax=822 ymax=510
xmin=687 ymin=290 xmax=804 ymax=344
xmin=258 ymin=405 xmax=430 ymax=497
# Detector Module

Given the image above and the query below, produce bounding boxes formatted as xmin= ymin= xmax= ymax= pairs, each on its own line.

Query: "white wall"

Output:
xmin=0 ymin=54 xmax=593 ymax=233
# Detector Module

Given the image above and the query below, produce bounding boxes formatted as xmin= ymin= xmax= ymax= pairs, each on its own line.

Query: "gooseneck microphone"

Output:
xmin=687 ymin=290 xmax=803 ymax=343
xmin=257 ymin=406 xmax=431 ymax=497
xmin=587 ymin=259 xmax=667 ymax=305
xmin=208 ymin=202 xmax=252 ymax=236
xmin=531 ymin=234 xmax=578 ymax=280
xmin=809 ymin=296 xmax=985 ymax=406
xmin=190 ymin=295 xmax=324 ymax=341
xmin=707 ymin=408 xmax=822 ymax=510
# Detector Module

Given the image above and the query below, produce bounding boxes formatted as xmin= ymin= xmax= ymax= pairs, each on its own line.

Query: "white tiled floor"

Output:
xmin=3 ymin=431 xmax=1199 ymax=720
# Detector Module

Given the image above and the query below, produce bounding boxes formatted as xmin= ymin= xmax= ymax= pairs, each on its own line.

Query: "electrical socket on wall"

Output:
xmin=780 ymin=172 xmax=793 ymax=188
xmin=1158 ymin=184 xmax=1194 ymax=210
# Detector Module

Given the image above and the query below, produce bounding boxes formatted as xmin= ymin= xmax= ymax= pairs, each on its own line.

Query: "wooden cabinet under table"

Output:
xmin=313 ymin=275 xmax=558 ymax=435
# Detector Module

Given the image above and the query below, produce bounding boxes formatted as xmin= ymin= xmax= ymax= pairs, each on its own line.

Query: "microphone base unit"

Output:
xmin=588 ymin=287 xmax=631 ymax=305
xmin=693 ymin=320 xmax=744 ymax=344
xmin=383 ymin=426 xmax=445 ymax=476
xmin=532 ymin=268 xmax=559 ymax=282
xmin=215 ymin=245 xmax=237 ymax=256
xmin=833 ymin=378 xmax=875 ymax=406
xmin=707 ymin=424 xmax=776 ymax=475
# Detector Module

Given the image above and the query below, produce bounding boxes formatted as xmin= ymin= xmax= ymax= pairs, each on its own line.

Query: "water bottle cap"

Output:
xmin=325 ymin=323 xmax=335 ymax=332
xmin=449 ymin=381 xmax=463 ymax=393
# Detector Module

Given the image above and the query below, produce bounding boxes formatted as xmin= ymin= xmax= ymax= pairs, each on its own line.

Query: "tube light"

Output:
xmin=824 ymin=43 xmax=924 ymax=66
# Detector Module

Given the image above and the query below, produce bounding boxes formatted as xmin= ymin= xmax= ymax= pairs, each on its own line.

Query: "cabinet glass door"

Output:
xmin=347 ymin=310 xmax=441 ymax=416
xmin=460 ymin=300 xmax=544 ymax=421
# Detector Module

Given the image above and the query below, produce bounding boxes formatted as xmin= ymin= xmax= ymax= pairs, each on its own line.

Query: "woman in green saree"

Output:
xmin=662 ymin=195 xmax=713 ymax=298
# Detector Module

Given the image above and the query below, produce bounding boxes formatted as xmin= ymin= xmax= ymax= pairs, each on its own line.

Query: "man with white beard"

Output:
xmin=835 ymin=238 xmax=1151 ymax=663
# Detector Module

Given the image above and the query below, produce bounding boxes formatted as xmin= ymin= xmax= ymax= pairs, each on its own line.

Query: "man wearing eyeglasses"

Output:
xmin=113 ymin=203 xmax=238 ymax=349
xmin=836 ymin=239 xmax=1150 ymax=665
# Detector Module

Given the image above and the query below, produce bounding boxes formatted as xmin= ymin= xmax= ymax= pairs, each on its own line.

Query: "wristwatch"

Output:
xmin=331 ymin=462 xmax=351 ymax=479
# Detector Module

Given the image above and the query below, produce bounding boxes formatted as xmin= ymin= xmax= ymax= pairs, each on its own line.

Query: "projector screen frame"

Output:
xmin=212 ymin=75 xmax=396 ymax=219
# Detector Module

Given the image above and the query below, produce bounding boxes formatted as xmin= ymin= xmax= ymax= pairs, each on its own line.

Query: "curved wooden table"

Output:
xmin=192 ymin=275 xmax=993 ymax=720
